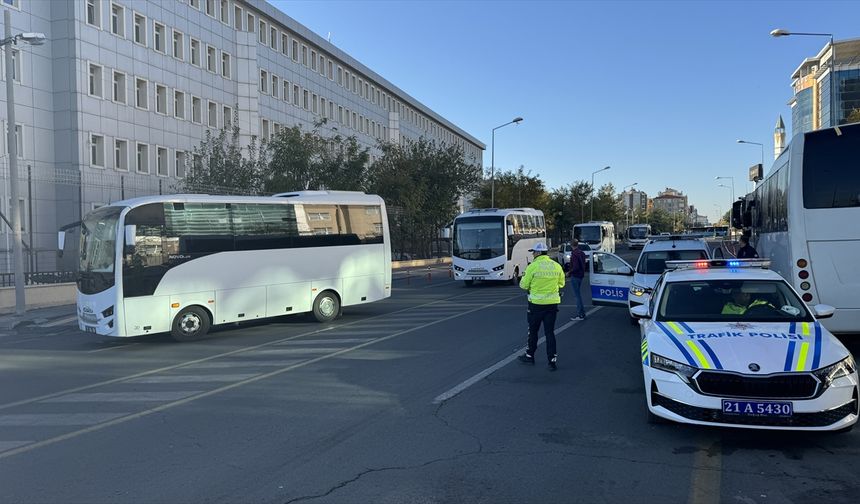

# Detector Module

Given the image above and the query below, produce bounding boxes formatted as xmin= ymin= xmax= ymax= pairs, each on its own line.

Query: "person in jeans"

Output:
xmin=567 ymin=239 xmax=587 ymax=320
xmin=518 ymin=242 xmax=565 ymax=371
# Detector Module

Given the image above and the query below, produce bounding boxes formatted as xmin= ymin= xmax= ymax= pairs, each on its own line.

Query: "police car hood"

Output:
xmin=650 ymin=321 xmax=850 ymax=374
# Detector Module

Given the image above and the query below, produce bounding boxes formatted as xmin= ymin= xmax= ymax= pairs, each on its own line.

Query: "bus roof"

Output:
xmin=105 ymin=191 xmax=385 ymax=209
xmin=456 ymin=207 xmax=543 ymax=218
xmin=574 ymin=221 xmax=614 ymax=226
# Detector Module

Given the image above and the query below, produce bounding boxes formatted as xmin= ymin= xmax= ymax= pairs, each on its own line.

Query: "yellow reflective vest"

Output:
xmin=519 ymin=255 xmax=565 ymax=305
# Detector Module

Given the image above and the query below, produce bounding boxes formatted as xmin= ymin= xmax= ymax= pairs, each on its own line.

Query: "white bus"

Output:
xmin=451 ymin=208 xmax=545 ymax=286
xmin=625 ymin=223 xmax=651 ymax=249
xmin=68 ymin=192 xmax=391 ymax=341
xmin=733 ymin=122 xmax=860 ymax=334
xmin=574 ymin=221 xmax=615 ymax=254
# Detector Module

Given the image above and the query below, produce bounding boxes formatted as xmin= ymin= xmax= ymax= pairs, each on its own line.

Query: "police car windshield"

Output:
xmin=637 ymin=249 xmax=708 ymax=274
xmin=657 ymin=280 xmax=813 ymax=323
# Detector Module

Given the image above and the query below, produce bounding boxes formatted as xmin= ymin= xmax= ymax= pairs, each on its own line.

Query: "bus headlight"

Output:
xmin=650 ymin=353 xmax=697 ymax=383
xmin=101 ymin=306 xmax=114 ymax=318
xmin=453 ymin=265 xmax=464 ymax=272
xmin=492 ymin=265 xmax=505 ymax=271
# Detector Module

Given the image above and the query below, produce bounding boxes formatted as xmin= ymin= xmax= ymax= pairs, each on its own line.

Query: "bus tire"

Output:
xmin=464 ymin=280 xmax=474 ymax=287
xmin=510 ymin=268 xmax=520 ymax=286
xmin=171 ymin=306 xmax=211 ymax=342
xmin=313 ymin=291 xmax=340 ymax=323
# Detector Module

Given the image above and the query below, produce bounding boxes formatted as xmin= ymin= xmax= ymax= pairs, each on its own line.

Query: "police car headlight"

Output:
xmin=630 ymin=284 xmax=648 ymax=297
xmin=813 ymin=356 xmax=856 ymax=390
xmin=650 ymin=353 xmax=697 ymax=383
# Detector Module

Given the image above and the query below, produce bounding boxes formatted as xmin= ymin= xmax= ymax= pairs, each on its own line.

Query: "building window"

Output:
xmin=338 ymin=105 xmax=343 ymax=124
xmin=351 ymin=75 xmax=356 ymax=93
xmin=221 ymin=52 xmax=231 ymax=78
xmin=319 ymin=55 xmax=325 ymax=76
xmin=291 ymin=40 xmax=298 ymax=62
xmin=207 ymin=101 xmax=217 ymax=128
xmin=303 ymin=89 xmax=309 ymax=110
xmin=190 ymin=38 xmax=201 ymax=66
xmin=344 ymin=70 xmax=349 ymax=88
xmin=174 ymin=90 xmax=185 ymax=119
xmin=312 ymin=94 xmax=318 ymax=114
xmin=327 ymin=61 xmax=333 ymax=80
xmin=90 ymin=134 xmax=105 ymax=167
xmin=259 ymin=20 xmax=266 ymax=44
xmin=114 ymin=139 xmax=128 ymax=171
xmin=270 ymin=27 xmax=277 ymax=50
xmin=292 ymin=85 xmax=299 ymax=106
xmin=172 ymin=29 xmax=184 ymax=60
xmin=110 ymin=3 xmax=124 ymax=37
xmin=153 ymin=22 xmax=165 ymax=53
xmin=154 ymin=84 xmax=167 ymax=114
xmin=320 ymin=97 xmax=326 ymax=118
xmin=206 ymin=45 xmax=216 ymax=72
xmin=190 ymin=0 xmax=200 ymax=9
xmin=136 ymin=143 xmax=149 ymax=173
xmin=86 ymin=0 xmax=101 ymax=28
xmin=88 ymin=63 xmax=103 ymax=97
xmin=191 ymin=96 xmax=202 ymax=124
xmin=220 ymin=0 xmax=228 ymax=23
xmin=311 ymin=50 xmax=317 ymax=71
xmin=9 ymin=48 xmax=20 ymax=83
xmin=223 ymin=105 xmax=232 ymax=128
xmin=246 ymin=13 xmax=255 ymax=34
xmin=259 ymin=70 xmax=268 ymax=93
xmin=271 ymin=75 xmax=279 ymax=98
xmin=205 ymin=0 xmax=215 ymax=17
xmin=112 ymin=70 xmax=126 ymax=103
xmin=328 ymin=101 xmax=334 ymax=119
xmin=3 ymin=0 xmax=20 ymax=8
xmin=156 ymin=146 xmax=168 ymax=176
xmin=5 ymin=124 xmax=23 ymax=157
xmin=281 ymin=34 xmax=288 ymax=56
xmin=133 ymin=12 xmax=146 ymax=45
xmin=135 ymin=78 xmax=148 ymax=109
xmin=234 ymin=5 xmax=243 ymax=30
xmin=175 ymin=151 xmax=187 ymax=178
xmin=301 ymin=45 xmax=308 ymax=66
xmin=337 ymin=66 xmax=342 ymax=86
xmin=261 ymin=119 xmax=269 ymax=139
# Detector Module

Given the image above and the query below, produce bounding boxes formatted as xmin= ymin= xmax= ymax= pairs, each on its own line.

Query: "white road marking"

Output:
xmin=276 ymin=338 xmax=372 ymax=345
xmin=41 ymin=391 xmax=202 ymax=403
xmin=125 ymin=374 xmax=259 ymax=384
xmin=0 ymin=413 xmax=129 ymax=426
xmin=432 ymin=306 xmax=603 ymax=404
xmin=185 ymin=360 xmax=302 ymax=369
xmin=86 ymin=343 xmax=140 ymax=353
xmin=40 ymin=315 xmax=78 ymax=328
xmin=0 ymin=291 xmax=523 ymax=460
xmin=0 ymin=441 xmax=32 ymax=452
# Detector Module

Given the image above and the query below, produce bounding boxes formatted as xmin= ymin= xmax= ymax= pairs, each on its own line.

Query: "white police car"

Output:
xmin=629 ymin=259 xmax=858 ymax=431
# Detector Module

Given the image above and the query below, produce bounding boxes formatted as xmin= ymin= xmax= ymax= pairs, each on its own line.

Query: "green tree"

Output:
xmin=591 ymin=182 xmax=622 ymax=224
xmin=646 ymin=208 xmax=674 ymax=234
xmin=182 ymin=118 xmax=265 ymax=195
xmin=471 ymin=166 xmax=549 ymax=211
xmin=546 ymin=180 xmax=591 ymax=243
xmin=845 ymin=108 xmax=860 ymax=124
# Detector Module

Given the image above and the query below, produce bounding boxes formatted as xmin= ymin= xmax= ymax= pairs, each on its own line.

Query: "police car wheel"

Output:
xmin=464 ymin=280 xmax=474 ymax=287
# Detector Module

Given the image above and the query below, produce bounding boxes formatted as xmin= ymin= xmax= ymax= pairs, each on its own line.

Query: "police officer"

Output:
xmin=737 ymin=235 xmax=759 ymax=259
xmin=518 ymin=242 xmax=566 ymax=371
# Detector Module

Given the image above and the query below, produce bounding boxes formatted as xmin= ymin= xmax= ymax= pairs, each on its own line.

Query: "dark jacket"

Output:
xmin=737 ymin=244 xmax=759 ymax=259
xmin=568 ymin=248 xmax=587 ymax=279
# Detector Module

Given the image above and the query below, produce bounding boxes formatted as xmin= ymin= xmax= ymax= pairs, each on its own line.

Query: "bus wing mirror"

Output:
xmin=124 ymin=225 xmax=137 ymax=247
xmin=507 ymin=224 xmax=514 ymax=235
xmin=57 ymin=231 xmax=66 ymax=258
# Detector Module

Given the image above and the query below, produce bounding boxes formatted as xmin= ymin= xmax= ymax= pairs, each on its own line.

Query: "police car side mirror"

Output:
xmin=813 ymin=304 xmax=835 ymax=319
xmin=631 ymin=305 xmax=650 ymax=319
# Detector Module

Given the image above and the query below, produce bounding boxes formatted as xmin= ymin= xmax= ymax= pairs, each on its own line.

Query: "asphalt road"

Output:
xmin=0 ymin=251 xmax=858 ymax=504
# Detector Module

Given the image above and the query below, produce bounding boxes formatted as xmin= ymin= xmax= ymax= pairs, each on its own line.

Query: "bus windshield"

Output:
xmin=453 ymin=217 xmax=505 ymax=260
xmin=79 ymin=206 xmax=122 ymax=294
xmin=575 ymin=225 xmax=601 ymax=244
xmin=628 ymin=226 xmax=649 ymax=239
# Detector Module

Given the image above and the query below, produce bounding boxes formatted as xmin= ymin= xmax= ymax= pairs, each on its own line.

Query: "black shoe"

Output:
xmin=518 ymin=354 xmax=535 ymax=365
xmin=548 ymin=357 xmax=558 ymax=371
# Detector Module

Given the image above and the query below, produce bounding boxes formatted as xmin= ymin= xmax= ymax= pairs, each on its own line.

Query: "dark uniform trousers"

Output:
xmin=527 ymin=302 xmax=558 ymax=359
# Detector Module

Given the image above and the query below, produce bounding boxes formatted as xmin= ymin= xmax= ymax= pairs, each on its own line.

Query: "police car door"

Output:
xmin=589 ymin=252 xmax=634 ymax=307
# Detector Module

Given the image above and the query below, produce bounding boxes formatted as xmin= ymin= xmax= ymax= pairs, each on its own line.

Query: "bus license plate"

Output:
xmin=85 ymin=326 xmax=96 ymax=334
xmin=471 ymin=276 xmax=484 ymax=280
xmin=722 ymin=400 xmax=792 ymax=417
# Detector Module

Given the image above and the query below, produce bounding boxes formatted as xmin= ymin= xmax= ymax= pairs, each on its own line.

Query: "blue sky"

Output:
xmin=273 ymin=1 xmax=859 ymax=222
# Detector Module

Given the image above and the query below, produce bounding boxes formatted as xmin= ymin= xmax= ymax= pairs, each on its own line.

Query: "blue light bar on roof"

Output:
xmin=665 ymin=259 xmax=771 ymax=270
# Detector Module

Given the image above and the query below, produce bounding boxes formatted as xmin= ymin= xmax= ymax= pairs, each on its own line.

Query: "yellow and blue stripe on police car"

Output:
xmin=641 ymin=338 xmax=649 ymax=366
xmin=784 ymin=322 xmax=822 ymax=372
xmin=654 ymin=321 xmax=723 ymax=369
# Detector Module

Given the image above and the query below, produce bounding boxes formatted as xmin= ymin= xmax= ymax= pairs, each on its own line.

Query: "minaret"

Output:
xmin=774 ymin=115 xmax=786 ymax=159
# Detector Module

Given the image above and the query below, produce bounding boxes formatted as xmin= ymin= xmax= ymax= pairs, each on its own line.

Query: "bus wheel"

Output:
xmin=313 ymin=291 xmax=340 ymax=323
xmin=464 ymin=280 xmax=474 ymax=287
xmin=510 ymin=268 xmax=520 ymax=286
xmin=171 ymin=306 xmax=210 ymax=342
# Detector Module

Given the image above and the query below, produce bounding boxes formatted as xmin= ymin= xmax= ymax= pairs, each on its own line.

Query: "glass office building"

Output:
xmin=789 ymin=39 xmax=860 ymax=135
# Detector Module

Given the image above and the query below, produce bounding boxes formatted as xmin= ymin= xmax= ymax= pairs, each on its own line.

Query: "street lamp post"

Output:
xmin=736 ymin=139 xmax=764 ymax=167
xmin=490 ymin=116 xmax=523 ymax=208
xmin=590 ymin=166 xmax=610 ymax=221
xmin=2 ymin=11 xmax=46 ymax=315
xmin=771 ymin=29 xmax=836 ymax=127
xmin=714 ymin=176 xmax=735 ymax=204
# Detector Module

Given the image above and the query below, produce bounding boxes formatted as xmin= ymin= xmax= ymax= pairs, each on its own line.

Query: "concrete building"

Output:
xmin=0 ymin=0 xmax=484 ymax=274
xmin=620 ymin=189 xmax=648 ymax=215
xmin=652 ymin=188 xmax=688 ymax=216
xmin=788 ymin=38 xmax=860 ymax=136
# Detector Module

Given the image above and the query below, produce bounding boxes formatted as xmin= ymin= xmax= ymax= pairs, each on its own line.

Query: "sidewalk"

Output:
xmin=0 ymin=304 xmax=76 ymax=331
